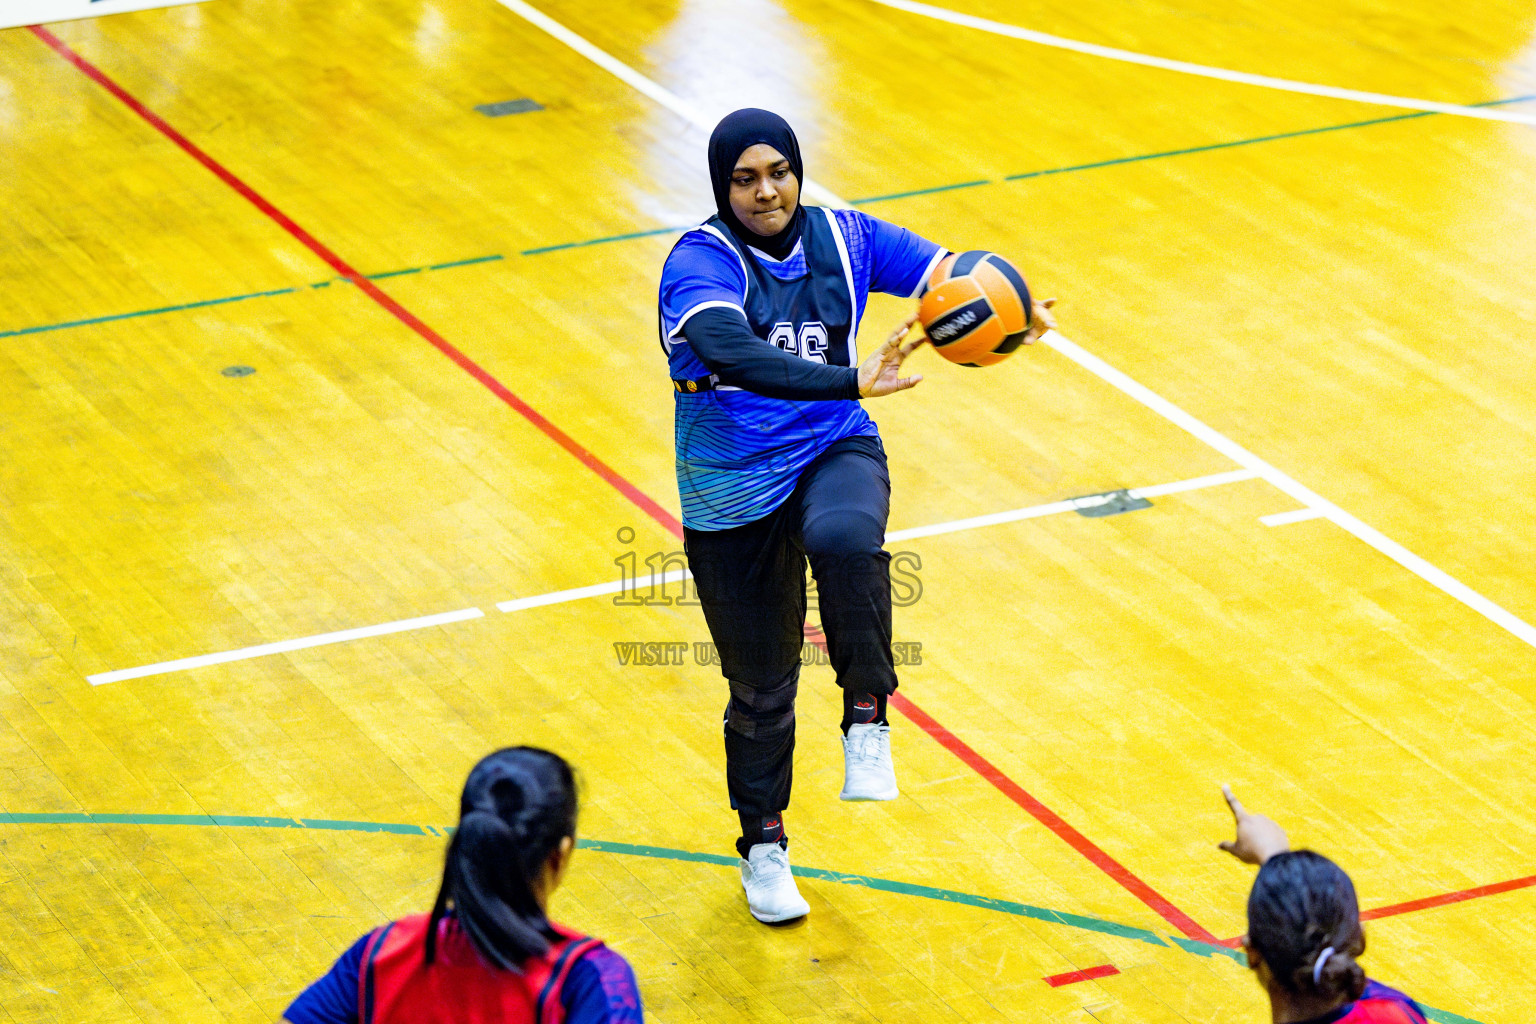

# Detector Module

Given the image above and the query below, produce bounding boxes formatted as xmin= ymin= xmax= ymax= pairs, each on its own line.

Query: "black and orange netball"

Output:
xmin=917 ymin=251 xmax=1032 ymax=366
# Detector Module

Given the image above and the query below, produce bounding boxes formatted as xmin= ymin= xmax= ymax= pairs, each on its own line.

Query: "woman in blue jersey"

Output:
xmin=284 ymin=748 xmax=642 ymax=1024
xmin=1219 ymin=787 xmax=1429 ymax=1024
xmin=658 ymin=108 xmax=1053 ymax=923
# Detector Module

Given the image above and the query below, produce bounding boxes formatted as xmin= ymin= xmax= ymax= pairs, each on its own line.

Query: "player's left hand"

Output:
xmin=1020 ymin=297 xmax=1058 ymax=346
xmin=858 ymin=314 xmax=926 ymax=398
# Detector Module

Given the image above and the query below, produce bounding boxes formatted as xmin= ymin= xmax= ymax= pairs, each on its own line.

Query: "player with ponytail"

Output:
xmin=1219 ymin=787 xmax=1428 ymax=1024
xmin=285 ymin=748 xmax=642 ymax=1024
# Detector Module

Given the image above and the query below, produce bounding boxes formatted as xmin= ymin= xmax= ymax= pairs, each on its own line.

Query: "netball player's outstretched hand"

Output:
xmin=1218 ymin=785 xmax=1292 ymax=866
xmin=859 ymin=314 xmax=927 ymax=398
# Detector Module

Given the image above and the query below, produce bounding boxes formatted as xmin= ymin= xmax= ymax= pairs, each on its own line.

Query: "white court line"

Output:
xmin=2 ymin=0 xmax=213 ymax=32
xmin=1042 ymin=333 xmax=1536 ymax=649
xmin=87 ymin=607 xmax=485 ymax=686
xmin=503 ymin=470 xmax=1254 ymax=603
xmin=495 ymin=570 xmax=689 ymax=612
xmin=869 ymin=0 xmax=1536 ymax=126
xmin=503 ymin=471 xmax=1254 ymax=607
xmin=1261 ymin=507 xmax=1327 ymax=527
xmin=90 ymin=470 xmax=1256 ymax=684
xmin=491 ymin=0 xmax=846 ymax=209
xmin=1129 ymin=469 xmax=1258 ymax=500
xmin=503 ymin=0 xmax=1536 ymax=655
xmin=888 ymin=469 xmax=1257 ymax=541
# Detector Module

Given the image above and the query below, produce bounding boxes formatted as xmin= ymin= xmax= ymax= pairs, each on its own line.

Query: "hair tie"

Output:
xmin=1311 ymin=946 xmax=1336 ymax=986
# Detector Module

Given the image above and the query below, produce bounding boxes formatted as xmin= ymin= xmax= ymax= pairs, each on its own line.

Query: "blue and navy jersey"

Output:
xmin=658 ymin=206 xmax=944 ymax=530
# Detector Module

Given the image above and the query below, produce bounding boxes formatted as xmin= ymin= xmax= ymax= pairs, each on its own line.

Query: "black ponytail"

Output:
xmin=1247 ymin=850 xmax=1368 ymax=1002
xmin=426 ymin=747 xmax=579 ymax=971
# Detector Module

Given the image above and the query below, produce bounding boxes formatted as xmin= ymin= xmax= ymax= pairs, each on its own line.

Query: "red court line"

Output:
xmin=887 ymin=690 xmax=1218 ymax=943
xmin=1043 ymin=963 xmax=1120 ymax=987
xmin=42 ymin=24 xmax=1217 ymax=949
xmin=1361 ymin=872 xmax=1536 ymax=921
xmin=1217 ymin=871 xmax=1536 ymax=947
xmin=27 ymin=24 xmax=683 ymax=541
xmin=804 ymin=625 xmax=1216 ymax=943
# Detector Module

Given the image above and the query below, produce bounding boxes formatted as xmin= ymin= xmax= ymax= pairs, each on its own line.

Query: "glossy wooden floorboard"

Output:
xmin=2 ymin=0 xmax=1534 ymax=1021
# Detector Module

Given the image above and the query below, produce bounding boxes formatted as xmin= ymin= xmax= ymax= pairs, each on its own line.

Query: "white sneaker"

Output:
xmin=840 ymin=723 xmax=898 ymax=801
xmin=739 ymin=843 xmax=810 ymax=923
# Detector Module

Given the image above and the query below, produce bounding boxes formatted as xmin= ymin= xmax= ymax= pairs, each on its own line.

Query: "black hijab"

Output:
xmin=707 ymin=108 xmax=805 ymax=261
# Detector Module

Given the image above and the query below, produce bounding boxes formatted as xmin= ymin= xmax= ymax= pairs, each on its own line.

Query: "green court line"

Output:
xmin=1164 ymin=934 xmax=1245 ymax=963
xmin=519 ymin=225 xmax=686 ymax=255
xmin=0 ymin=256 xmax=504 ymax=339
xmin=0 ymin=286 xmax=301 ymax=339
xmin=1003 ymin=94 xmax=1536 ymax=183
xmin=0 ymin=812 xmax=1165 ymax=947
xmin=848 ymin=178 xmax=992 ymax=205
xmin=8 ymin=93 xmax=1533 ymax=341
xmin=1421 ymin=1010 xmax=1485 ymax=1024
xmin=578 ymin=838 xmax=1167 ymax=946
xmin=0 ymin=812 xmax=1490 ymax=1021
xmin=428 ymin=254 xmax=504 ymax=271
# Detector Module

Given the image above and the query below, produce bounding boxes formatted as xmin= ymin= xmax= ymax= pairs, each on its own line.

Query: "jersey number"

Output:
xmin=768 ymin=321 xmax=830 ymax=364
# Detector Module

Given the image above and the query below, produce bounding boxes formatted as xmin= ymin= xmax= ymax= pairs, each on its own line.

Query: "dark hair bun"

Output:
xmin=1310 ymin=948 xmax=1367 ymax=1001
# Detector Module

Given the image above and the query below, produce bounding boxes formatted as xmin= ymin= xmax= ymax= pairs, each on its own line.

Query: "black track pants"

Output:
xmin=684 ymin=434 xmax=898 ymax=822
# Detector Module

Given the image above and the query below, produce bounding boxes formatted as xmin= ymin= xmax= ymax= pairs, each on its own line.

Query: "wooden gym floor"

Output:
xmin=2 ymin=0 xmax=1535 ymax=1021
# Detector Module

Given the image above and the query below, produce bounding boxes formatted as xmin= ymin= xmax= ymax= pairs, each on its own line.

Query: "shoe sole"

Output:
xmin=749 ymin=904 xmax=810 ymax=923
xmin=839 ymin=787 xmax=899 ymax=801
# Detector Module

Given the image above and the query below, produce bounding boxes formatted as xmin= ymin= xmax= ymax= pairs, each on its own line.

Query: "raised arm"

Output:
xmin=1218 ymin=784 xmax=1293 ymax=866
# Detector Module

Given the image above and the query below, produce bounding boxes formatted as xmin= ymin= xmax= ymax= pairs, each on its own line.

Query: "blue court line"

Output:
xmin=0 ymin=812 xmax=1493 ymax=1021
xmin=8 ymin=93 xmax=1533 ymax=342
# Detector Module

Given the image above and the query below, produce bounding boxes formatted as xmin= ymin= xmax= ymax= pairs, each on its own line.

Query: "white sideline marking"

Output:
xmin=1261 ymin=507 xmax=1326 ymax=527
xmin=3 ymin=0 xmax=211 ymax=32
xmin=1130 ymin=469 xmax=1258 ymax=500
xmin=1041 ymin=332 xmax=1536 ymax=649
xmin=492 ymin=0 xmax=706 ymax=126
xmin=505 ymin=0 xmax=1536 ymax=656
xmin=490 ymin=0 xmax=847 ymax=210
xmin=495 ymin=570 xmax=690 ymax=612
xmin=869 ymin=0 xmax=1536 ymax=126
xmin=90 ymin=471 xmax=1257 ymax=685
xmin=87 ymin=608 xmax=485 ymax=686
xmin=887 ymin=469 xmax=1257 ymax=542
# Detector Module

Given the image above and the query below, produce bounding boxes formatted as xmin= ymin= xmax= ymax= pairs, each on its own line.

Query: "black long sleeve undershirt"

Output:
xmin=681 ymin=308 xmax=861 ymax=401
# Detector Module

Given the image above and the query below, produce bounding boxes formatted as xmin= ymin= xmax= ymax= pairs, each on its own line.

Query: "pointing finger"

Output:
xmin=1222 ymin=784 xmax=1246 ymax=821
